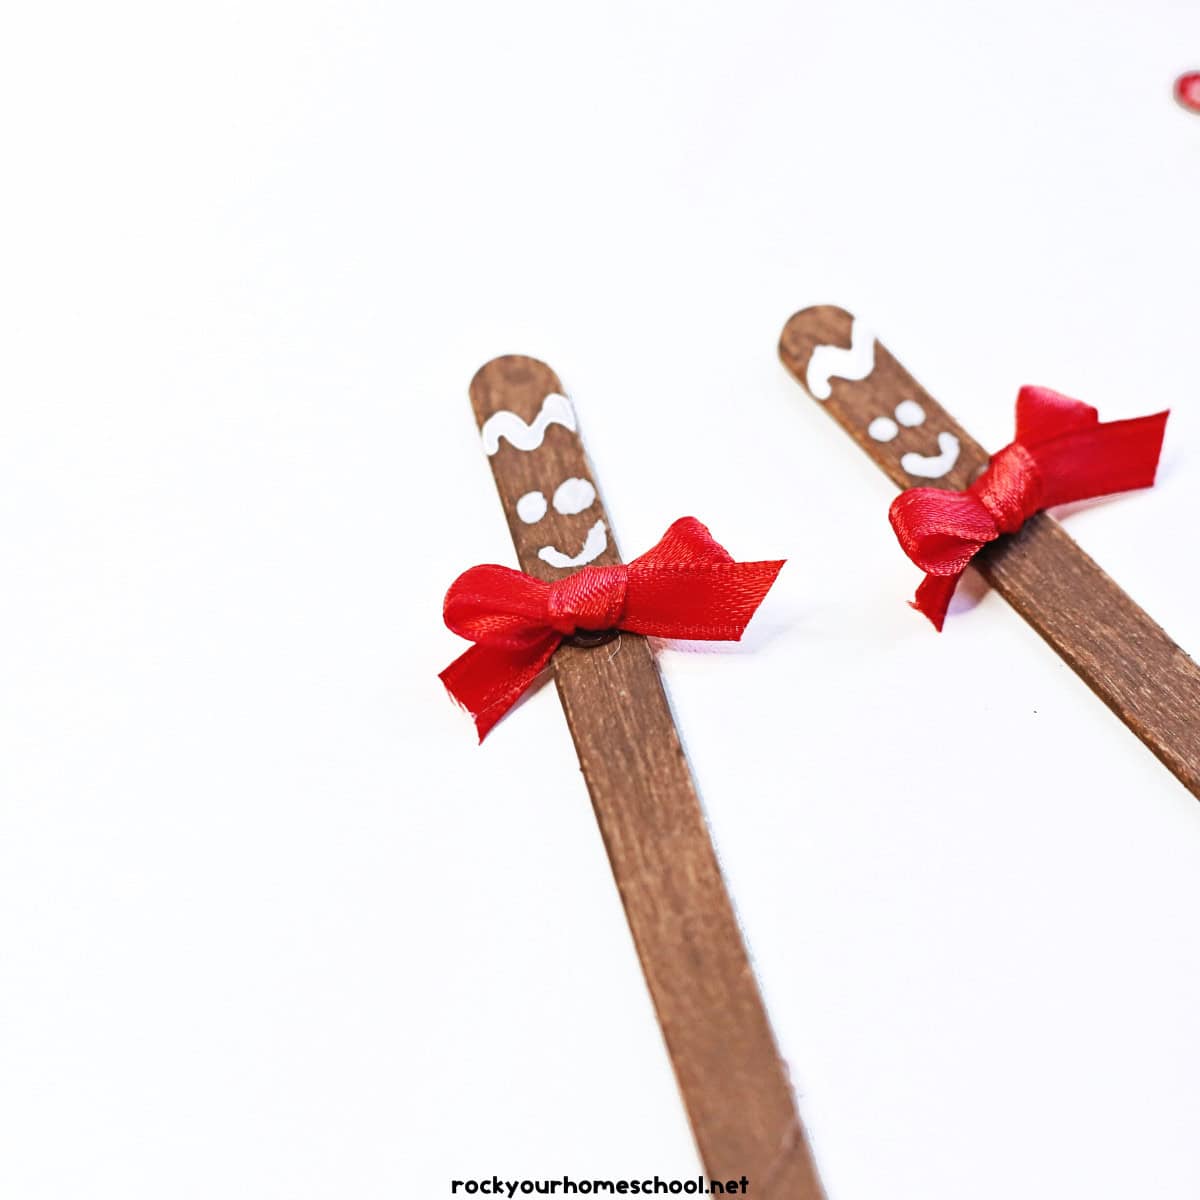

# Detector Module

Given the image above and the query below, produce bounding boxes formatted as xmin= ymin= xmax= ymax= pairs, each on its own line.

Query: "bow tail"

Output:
xmin=912 ymin=571 xmax=963 ymax=632
xmin=623 ymin=517 xmax=784 ymax=640
xmin=439 ymin=633 xmax=561 ymax=741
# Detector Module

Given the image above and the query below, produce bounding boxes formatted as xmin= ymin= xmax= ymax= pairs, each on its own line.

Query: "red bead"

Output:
xmin=1176 ymin=71 xmax=1200 ymax=113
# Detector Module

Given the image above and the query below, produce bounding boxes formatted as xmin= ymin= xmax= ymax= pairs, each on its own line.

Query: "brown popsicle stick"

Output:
xmin=467 ymin=355 xmax=825 ymax=1198
xmin=779 ymin=304 xmax=1200 ymax=799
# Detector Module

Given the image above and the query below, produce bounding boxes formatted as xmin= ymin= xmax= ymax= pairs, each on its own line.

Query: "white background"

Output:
xmin=2 ymin=2 xmax=1199 ymax=1197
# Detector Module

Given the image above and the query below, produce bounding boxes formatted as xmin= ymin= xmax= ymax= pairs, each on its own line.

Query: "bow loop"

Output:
xmin=440 ymin=517 xmax=784 ymax=740
xmin=889 ymin=388 xmax=1167 ymax=630
xmin=635 ymin=515 xmax=736 ymax=568
xmin=890 ymin=487 xmax=998 ymax=578
xmin=441 ymin=564 xmax=552 ymax=650
xmin=1014 ymin=385 xmax=1098 ymax=443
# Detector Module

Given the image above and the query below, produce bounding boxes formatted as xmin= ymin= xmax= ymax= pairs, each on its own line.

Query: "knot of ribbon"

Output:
xmin=889 ymin=385 xmax=1168 ymax=630
xmin=546 ymin=564 xmax=629 ymax=634
xmin=440 ymin=517 xmax=785 ymax=740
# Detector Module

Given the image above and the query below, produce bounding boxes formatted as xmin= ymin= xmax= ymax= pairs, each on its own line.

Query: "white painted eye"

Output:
xmin=894 ymin=399 xmax=925 ymax=427
xmin=552 ymin=477 xmax=595 ymax=515
xmin=516 ymin=491 xmax=548 ymax=523
xmin=868 ymin=416 xmax=899 ymax=442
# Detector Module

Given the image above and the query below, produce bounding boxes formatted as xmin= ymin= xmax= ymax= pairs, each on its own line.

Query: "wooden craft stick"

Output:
xmin=779 ymin=304 xmax=1200 ymax=799
xmin=468 ymin=355 xmax=824 ymax=1198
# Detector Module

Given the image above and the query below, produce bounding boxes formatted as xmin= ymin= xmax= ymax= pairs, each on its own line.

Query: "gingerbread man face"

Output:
xmin=781 ymin=306 xmax=980 ymax=492
xmin=479 ymin=391 xmax=608 ymax=570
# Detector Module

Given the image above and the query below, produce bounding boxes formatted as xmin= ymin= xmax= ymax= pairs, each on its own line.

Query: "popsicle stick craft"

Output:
xmin=779 ymin=305 xmax=1200 ymax=799
xmin=440 ymin=355 xmax=825 ymax=1198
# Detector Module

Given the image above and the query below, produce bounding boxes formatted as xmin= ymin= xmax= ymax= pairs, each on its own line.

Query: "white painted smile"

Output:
xmin=901 ymin=431 xmax=961 ymax=479
xmin=538 ymin=519 xmax=608 ymax=569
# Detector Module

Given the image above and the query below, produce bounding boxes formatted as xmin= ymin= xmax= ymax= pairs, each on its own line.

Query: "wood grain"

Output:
xmin=468 ymin=355 xmax=824 ymax=1198
xmin=779 ymin=304 xmax=1200 ymax=799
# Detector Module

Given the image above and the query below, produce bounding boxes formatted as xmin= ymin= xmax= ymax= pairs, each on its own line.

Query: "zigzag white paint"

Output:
xmin=481 ymin=393 xmax=576 ymax=455
xmin=806 ymin=318 xmax=876 ymax=401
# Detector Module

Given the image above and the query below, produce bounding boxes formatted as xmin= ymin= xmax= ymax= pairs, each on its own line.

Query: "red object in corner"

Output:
xmin=1176 ymin=72 xmax=1200 ymax=113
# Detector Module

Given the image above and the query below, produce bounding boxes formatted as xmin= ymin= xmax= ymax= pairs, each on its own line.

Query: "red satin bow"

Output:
xmin=890 ymin=386 xmax=1168 ymax=630
xmin=440 ymin=517 xmax=784 ymax=740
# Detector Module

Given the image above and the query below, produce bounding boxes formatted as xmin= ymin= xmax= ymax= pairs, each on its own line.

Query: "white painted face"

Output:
xmin=481 ymin=393 xmax=607 ymax=567
xmin=515 ymin=476 xmax=605 ymax=567
xmin=805 ymin=317 xmax=962 ymax=482
xmin=866 ymin=399 xmax=961 ymax=479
